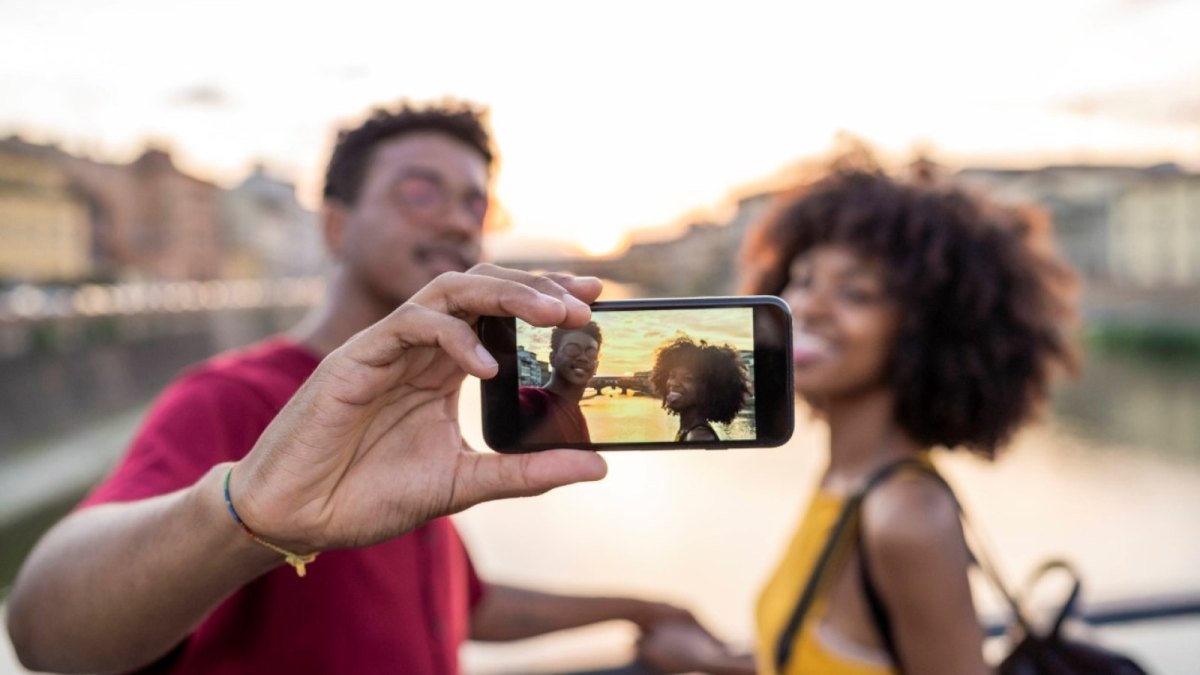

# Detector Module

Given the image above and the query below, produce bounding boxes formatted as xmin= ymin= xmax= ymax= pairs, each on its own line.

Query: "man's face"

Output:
xmin=551 ymin=332 xmax=600 ymax=387
xmin=333 ymin=131 xmax=489 ymax=307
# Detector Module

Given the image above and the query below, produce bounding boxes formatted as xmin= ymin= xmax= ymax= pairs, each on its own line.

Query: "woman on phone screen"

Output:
xmin=650 ymin=336 xmax=750 ymax=443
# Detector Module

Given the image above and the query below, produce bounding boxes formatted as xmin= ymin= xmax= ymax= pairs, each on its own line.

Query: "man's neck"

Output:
xmin=543 ymin=374 xmax=586 ymax=403
xmin=289 ymin=269 xmax=399 ymax=359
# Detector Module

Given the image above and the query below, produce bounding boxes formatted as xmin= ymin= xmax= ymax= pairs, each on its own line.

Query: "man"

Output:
xmin=7 ymin=101 xmax=704 ymax=674
xmin=518 ymin=322 xmax=602 ymax=444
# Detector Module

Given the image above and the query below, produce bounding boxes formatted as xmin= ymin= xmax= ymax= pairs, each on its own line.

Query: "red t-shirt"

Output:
xmin=79 ymin=337 xmax=487 ymax=674
xmin=517 ymin=386 xmax=591 ymax=445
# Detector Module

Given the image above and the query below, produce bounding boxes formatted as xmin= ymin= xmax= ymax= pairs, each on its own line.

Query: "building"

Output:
xmin=1110 ymin=174 xmax=1200 ymax=288
xmin=0 ymin=137 xmax=93 ymax=283
xmin=620 ymin=190 xmax=777 ymax=295
xmin=956 ymin=164 xmax=1182 ymax=282
xmin=517 ymin=345 xmax=545 ymax=387
xmin=221 ymin=165 xmax=324 ymax=278
xmin=102 ymin=148 xmax=224 ymax=281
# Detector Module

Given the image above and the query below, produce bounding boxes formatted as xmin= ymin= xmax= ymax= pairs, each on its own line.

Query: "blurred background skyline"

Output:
xmin=1 ymin=0 xmax=1198 ymax=256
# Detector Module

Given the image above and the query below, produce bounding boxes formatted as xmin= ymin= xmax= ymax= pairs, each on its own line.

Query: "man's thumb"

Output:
xmin=452 ymin=450 xmax=608 ymax=509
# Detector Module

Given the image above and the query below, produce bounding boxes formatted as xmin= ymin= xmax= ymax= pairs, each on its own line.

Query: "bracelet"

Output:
xmin=222 ymin=465 xmax=318 ymax=577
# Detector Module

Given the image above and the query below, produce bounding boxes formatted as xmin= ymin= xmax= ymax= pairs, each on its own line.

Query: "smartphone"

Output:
xmin=478 ymin=296 xmax=793 ymax=452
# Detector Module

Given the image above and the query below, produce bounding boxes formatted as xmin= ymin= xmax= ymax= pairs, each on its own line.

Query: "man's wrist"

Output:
xmin=187 ymin=463 xmax=284 ymax=575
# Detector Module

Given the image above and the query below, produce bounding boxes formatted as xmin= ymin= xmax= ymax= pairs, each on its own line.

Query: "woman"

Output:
xmin=637 ymin=162 xmax=1077 ymax=673
xmin=649 ymin=335 xmax=751 ymax=442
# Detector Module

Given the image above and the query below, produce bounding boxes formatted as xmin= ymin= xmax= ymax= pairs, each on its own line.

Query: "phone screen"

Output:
xmin=480 ymin=297 xmax=792 ymax=452
xmin=516 ymin=306 xmax=757 ymax=445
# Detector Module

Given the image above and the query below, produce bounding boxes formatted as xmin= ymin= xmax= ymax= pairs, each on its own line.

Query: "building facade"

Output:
xmin=0 ymin=137 xmax=92 ymax=283
xmin=1110 ymin=175 xmax=1200 ymax=287
xmin=221 ymin=166 xmax=324 ymax=279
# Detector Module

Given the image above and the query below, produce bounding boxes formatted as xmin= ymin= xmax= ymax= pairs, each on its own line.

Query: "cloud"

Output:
xmin=169 ymin=84 xmax=230 ymax=108
xmin=321 ymin=65 xmax=369 ymax=81
xmin=1057 ymin=83 xmax=1200 ymax=127
xmin=1056 ymin=65 xmax=1200 ymax=127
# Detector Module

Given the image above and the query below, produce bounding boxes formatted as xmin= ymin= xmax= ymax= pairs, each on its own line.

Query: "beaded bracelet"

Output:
xmin=223 ymin=465 xmax=318 ymax=577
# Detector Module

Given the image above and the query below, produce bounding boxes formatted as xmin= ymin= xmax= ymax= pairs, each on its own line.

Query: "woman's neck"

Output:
xmin=822 ymin=387 xmax=923 ymax=492
xmin=677 ymin=408 xmax=709 ymax=434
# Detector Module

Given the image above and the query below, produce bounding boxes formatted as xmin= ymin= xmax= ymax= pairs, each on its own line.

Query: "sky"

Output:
xmin=518 ymin=307 xmax=754 ymax=377
xmin=1 ymin=0 xmax=1197 ymax=255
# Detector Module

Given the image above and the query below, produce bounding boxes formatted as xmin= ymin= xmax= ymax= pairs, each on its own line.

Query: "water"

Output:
xmin=2 ymin=348 xmax=1199 ymax=674
xmin=581 ymin=392 xmax=756 ymax=444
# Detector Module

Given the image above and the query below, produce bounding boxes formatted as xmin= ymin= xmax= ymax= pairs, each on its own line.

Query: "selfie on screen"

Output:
xmin=515 ymin=307 xmax=756 ymax=445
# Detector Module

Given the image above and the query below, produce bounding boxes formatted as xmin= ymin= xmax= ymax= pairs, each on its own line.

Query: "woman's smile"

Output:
xmin=792 ymin=330 xmax=833 ymax=367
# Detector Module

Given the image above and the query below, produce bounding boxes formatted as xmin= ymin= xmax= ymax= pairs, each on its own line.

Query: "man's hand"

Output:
xmin=229 ymin=264 xmax=608 ymax=553
xmin=628 ymin=600 xmax=704 ymax=634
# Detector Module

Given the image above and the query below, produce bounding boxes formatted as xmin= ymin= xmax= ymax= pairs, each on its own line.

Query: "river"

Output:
xmin=580 ymin=392 xmax=755 ymax=444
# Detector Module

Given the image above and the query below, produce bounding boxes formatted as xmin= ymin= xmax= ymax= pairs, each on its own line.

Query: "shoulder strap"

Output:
xmin=856 ymin=459 xmax=953 ymax=669
xmin=773 ymin=458 xmax=929 ymax=673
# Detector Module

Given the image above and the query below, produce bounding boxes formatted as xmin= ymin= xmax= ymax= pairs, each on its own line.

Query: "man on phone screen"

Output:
xmin=518 ymin=322 xmax=602 ymax=445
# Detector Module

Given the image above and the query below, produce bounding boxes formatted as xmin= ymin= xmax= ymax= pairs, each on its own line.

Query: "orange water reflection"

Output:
xmin=582 ymin=393 xmax=755 ymax=444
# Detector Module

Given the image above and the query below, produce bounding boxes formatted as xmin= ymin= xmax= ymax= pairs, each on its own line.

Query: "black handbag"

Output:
xmin=774 ymin=458 xmax=1149 ymax=675
xmin=995 ymin=560 xmax=1147 ymax=675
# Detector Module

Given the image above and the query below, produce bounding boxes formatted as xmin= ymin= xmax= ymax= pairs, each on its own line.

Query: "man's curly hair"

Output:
xmin=649 ymin=336 xmax=750 ymax=425
xmin=741 ymin=163 xmax=1078 ymax=458
xmin=323 ymin=99 xmax=494 ymax=206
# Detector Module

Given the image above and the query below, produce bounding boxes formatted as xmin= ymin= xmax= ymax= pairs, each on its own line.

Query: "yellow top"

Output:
xmin=755 ymin=489 xmax=897 ymax=675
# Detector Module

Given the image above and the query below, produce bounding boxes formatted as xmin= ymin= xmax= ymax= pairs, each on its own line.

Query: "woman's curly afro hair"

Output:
xmin=649 ymin=335 xmax=751 ymax=426
xmin=741 ymin=163 xmax=1079 ymax=458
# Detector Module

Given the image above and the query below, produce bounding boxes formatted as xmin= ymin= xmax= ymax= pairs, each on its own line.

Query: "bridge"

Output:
xmin=588 ymin=375 xmax=654 ymax=396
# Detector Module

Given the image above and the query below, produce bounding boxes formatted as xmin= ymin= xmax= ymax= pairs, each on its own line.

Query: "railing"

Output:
xmin=0 ymin=278 xmax=324 ymax=323
xmin=983 ymin=590 xmax=1200 ymax=638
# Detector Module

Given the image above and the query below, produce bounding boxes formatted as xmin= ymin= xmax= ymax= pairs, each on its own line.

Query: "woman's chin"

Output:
xmin=792 ymin=375 xmax=837 ymax=400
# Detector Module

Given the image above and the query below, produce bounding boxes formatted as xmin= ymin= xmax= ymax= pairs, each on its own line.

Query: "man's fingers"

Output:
xmin=452 ymin=450 xmax=608 ymax=509
xmin=467 ymin=264 xmax=603 ymax=321
xmin=542 ymin=272 xmax=603 ymax=307
xmin=457 ymin=264 xmax=601 ymax=328
xmin=412 ymin=272 xmax=583 ymax=327
xmin=326 ymin=265 xmax=604 ymax=394
xmin=342 ymin=304 xmax=498 ymax=376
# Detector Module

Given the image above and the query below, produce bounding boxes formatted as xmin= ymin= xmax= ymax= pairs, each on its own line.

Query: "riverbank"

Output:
xmin=1082 ymin=282 xmax=1200 ymax=358
xmin=1088 ymin=322 xmax=1200 ymax=361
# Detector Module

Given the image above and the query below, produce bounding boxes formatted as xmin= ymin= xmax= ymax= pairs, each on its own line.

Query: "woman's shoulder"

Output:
xmin=860 ymin=468 xmax=964 ymax=563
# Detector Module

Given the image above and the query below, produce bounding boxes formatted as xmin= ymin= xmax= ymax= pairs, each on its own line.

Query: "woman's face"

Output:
xmin=664 ymin=364 xmax=703 ymax=413
xmin=781 ymin=244 xmax=900 ymax=400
